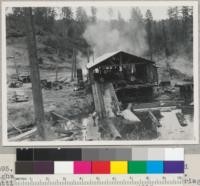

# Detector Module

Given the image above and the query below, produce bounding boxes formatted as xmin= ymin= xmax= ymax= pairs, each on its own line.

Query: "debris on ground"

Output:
xmin=176 ymin=112 xmax=188 ymax=127
xmin=119 ymin=109 xmax=141 ymax=123
xmin=18 ymin=73 xmax=31 ymax=83
xmin=50 ymin=111 xmax=101 ymax=141
xmin=7 ymin=66 xmax=194 ymax=141
xmin=147 ymin=111 xmax=161 ymax=131
xmin=9 ymin=126 xmax=37 ymax=141
xmin=41 ymin=80 xmax=63 ymax=90
xmin=10 ymin=91 xmax=29 ymax=102
xmin=9 ymin=80 xmax=23 ymax=88
xmin=73 ymin=81 xmax=85 ymax=91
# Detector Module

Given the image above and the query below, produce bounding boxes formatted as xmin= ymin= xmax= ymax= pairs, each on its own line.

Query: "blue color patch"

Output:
xmin=147 ymin=161 xmax=163 ymax=174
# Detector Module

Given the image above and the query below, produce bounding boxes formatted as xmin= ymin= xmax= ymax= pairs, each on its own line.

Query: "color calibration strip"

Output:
xmin=16 ymin=148 xmax=184 ymax=161
xmin=16 ymin=148 xmax=184 ymax=174
xmin=15 ymin=160 xmax=184 ymax=174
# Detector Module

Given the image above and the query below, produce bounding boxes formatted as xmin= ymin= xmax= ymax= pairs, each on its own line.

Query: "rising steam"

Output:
xmin=83 ymin=19 xmax=148 ymax=58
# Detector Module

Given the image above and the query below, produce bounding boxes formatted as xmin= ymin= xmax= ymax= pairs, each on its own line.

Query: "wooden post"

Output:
xmin=71 ymin=48 xmax=75 ymax=81
xmin=155 ymin=66 xmax=159 ymax=85
xmin=55 ymin=49 xmax=59 ymax=82
xmin=24 ymin=8 xmax=45 ymax=139
xmin=13 ymin=57 xmax=20 ymax=79
xmin=119 ymin=51 xmax=122 ymax=69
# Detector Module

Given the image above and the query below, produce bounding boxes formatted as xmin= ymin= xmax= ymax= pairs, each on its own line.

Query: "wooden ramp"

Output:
xmin=91 ymin=82 xmax=121 ymax=139
xmin=91 ymin=82 xmax=106 ymax=118
xmin=103 ymin=83 xmax=120 ymax=117
xmin=91 ymin=81 xmax=120 ymax=118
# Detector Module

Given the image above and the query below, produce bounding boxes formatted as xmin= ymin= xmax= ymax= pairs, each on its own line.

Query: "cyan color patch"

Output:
xmin=147 ymin=161 xmax=163 ymax=174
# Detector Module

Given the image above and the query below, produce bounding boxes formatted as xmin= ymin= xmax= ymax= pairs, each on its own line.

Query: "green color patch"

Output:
xmin=128 ymin=161 xmax=147 ymax=174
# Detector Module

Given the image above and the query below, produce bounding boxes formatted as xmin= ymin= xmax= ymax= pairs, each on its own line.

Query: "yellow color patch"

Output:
xmin=110 ymin=161 xmax=127 ymax=174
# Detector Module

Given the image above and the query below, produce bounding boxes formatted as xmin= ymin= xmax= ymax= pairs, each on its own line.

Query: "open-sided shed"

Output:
xmin=87 ymin=50 xmax=158 ymax=86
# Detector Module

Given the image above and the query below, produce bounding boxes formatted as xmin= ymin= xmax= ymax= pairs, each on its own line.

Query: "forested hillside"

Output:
xmin=6 ymin=6 xmax=193 ymax=80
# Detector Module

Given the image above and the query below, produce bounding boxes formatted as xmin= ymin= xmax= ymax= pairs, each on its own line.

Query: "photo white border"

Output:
xmin=1 ymin=1 xmax=199 ymax=146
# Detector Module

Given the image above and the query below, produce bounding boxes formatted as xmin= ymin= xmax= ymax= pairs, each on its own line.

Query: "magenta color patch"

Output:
xmin=74 ymin=161 xmax=91 ymax=174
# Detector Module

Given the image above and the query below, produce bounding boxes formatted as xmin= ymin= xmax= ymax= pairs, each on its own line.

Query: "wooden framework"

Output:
xmin=88 ymin=51 xmax=159 ymax=118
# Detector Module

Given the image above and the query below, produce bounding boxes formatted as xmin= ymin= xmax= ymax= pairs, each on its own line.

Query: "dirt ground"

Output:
xmin=7 ymin=78 xmax=194 ymax=141
xmin=7 ymin=79 xmax=94 ymax=140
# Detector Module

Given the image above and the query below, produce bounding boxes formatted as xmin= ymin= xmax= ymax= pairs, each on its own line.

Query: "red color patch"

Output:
xmin=92 ymin=161 xmax=110 ymax=174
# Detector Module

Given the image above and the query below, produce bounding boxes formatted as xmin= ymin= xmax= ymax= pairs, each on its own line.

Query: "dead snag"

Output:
xmin=24 ymin=8 xmax=45 ymax=139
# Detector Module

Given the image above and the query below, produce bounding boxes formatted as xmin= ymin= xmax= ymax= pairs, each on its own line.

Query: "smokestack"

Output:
xmin=87 ymin=47 xmax=90 ymax=63
xmin=93 ymin=49 xmax=95 ymax=63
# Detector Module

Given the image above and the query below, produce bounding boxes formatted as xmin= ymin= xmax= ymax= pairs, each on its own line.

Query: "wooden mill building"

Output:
xmin=87 ymin=50 xmax=158 ymax=118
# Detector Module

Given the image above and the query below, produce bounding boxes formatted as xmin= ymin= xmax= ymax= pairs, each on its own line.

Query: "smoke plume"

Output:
xmin=155 ymin=54 xmax=193 ymax=83
xmin=83 ymin=19 xmax=148 ymax=58
xmin=169 ymin=55 xmax=193 ymax=77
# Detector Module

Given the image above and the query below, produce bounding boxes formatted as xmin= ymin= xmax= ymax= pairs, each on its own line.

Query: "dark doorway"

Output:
xmin=135 ymin=64 xmax=147 ymax=82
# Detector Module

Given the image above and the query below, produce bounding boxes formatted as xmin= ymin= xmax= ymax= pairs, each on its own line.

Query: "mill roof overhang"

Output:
xmin=87 ymin=50 xmax=155 ymax=70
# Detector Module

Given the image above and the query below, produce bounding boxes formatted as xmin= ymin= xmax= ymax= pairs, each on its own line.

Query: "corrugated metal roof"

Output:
xmin=87 ymin=50 xmax=121 ymax=69
xmin=87 ymin=50 xmax=154 ymax=69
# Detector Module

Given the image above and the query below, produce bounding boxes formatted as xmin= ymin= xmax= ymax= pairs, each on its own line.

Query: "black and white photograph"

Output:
xmin=2 ymin=1 xmax=198 ymax=145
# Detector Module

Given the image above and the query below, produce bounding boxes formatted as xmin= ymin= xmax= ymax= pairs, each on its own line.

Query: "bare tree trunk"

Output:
xmin=24 ymin=8 xmax=45 ymax=139
xmin=162 ymin=22 xmax=171 ymax=80
xmin=74 ymin=49 xmax=77 ymax=80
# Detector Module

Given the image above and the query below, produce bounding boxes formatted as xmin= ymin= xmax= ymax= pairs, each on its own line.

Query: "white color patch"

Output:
xmin=165 ymin=148 xmax=184 ymax=161
xmin=54 ymin=161 xmax=74 ymax=174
